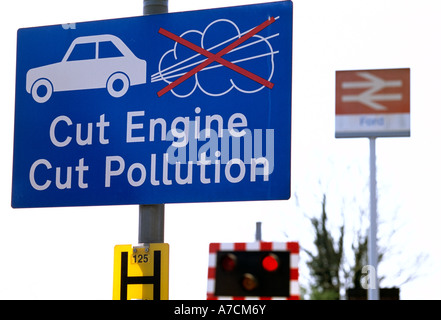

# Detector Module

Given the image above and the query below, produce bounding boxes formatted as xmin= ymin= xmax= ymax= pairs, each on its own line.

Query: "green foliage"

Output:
xmin=303 ymin=194 xmax=344 ymax=299
xmin=302 ymin=192 xmax=426 ymax=300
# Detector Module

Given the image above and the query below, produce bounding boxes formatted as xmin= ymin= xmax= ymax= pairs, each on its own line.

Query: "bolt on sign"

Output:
xmin=113 ymin=244 xmax=169 ymax=300
xmin=335 ymin=68 xmax=410 ymax=138
xmin=207 ymin=242 xmax=300 ymax=300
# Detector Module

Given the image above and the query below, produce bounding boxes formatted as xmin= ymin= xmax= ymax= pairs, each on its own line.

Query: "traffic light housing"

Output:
xmin=215 ymin=250 xmax=290 ymax=297
xmin=207 ymin=242 xmax=299 ymax=300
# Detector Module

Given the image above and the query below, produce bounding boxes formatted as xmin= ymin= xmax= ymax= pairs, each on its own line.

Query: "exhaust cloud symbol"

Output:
xmin=152 ymin=19 xmax=279 ymax=98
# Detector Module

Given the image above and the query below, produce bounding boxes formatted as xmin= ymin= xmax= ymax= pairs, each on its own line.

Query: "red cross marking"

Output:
xmin=157 ymin=17 xmax=276 ymax=97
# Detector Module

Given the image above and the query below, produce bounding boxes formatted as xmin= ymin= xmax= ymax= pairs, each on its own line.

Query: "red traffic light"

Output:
xmin=220 ymin=253 xmax=237 ymax=272
xmin=262 ymin=253 xmax=279 ymax=272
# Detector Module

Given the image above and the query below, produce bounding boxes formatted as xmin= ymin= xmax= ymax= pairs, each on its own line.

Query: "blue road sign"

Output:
xmin=12 ymin=1 xmax=293 ymax=208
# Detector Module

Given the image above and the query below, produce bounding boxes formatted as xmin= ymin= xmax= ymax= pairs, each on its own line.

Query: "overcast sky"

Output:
xmin=1 ymin=0 xmax=441 ymax=300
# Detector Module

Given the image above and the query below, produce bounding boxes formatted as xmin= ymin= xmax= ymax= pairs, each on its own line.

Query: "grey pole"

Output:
xmin=368 ymin=137 xmax=379 ymax=300
xmin=255 ymin=222 xmax=262 ymax=241
xmin=143 ymin=0 xmax=168 ymax=15
xmin=139 ymin=0 xmax=168 ymax=245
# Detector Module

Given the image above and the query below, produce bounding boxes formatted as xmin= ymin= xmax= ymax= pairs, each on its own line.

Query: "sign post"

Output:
xmin=335 ymin=68 xmax=410 ymax=300
xmin=368 ymin=136 xmax=378 ymax=300
xmin=138 ymin=0 xmax=168 ymax=247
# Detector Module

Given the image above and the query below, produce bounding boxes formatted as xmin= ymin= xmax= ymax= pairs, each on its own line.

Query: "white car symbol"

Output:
xmin=26 ymin=34 xmax=147 ymax=103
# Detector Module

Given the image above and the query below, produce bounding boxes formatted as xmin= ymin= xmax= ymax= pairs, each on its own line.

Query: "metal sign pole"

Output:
xmin=143 ymin=0 xmax=168 ymax=15
xmin=368 ymin=137 xmax=379 ymax=300
xmin=255 ymin=222 xmax=262 ymax=241
xmin=139 ymin=0 xmax=169 ymax=245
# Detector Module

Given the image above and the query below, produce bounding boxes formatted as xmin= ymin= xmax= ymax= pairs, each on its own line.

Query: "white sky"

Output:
xmin=1 ymin=0 xmax=440 ymax=300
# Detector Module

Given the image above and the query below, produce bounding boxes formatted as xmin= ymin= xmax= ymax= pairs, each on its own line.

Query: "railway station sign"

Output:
xmin=335 ymin=68 xmax=410 ymax=138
